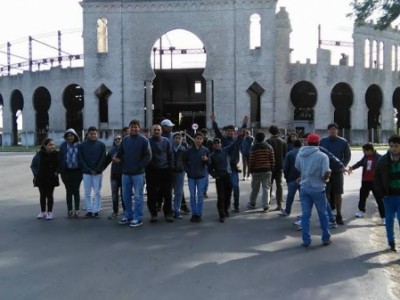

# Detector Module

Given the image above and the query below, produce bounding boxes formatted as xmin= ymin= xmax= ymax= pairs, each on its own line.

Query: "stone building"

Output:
xmin=1 ymin=0 xmax=400 ymax=146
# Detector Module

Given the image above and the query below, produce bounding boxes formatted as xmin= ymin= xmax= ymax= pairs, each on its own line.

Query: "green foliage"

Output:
xmin=350 ymin=0 xmax=400 ymax=29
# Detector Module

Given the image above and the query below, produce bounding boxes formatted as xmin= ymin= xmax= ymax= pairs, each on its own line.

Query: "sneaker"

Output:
xmin=46 ymin=212 xmax=54 ymax=220
xmin=195 ymin=215 xmax=202 ymax=222
xmin=150 ymin=215 xmax=158 ymax=223
xmin=293 ymin=219 xmax=302 ymax=230
xmin=381 ymin=218 xmax=386 ymax=226
xmin=74 ymin=211 xmax=80 ymax=218
xmin=190 ymin=215 xmax=197 ymax=222
xmin=84 ymin=212 xmax=93 ymax=218
xmin=173 ymin=213 xmax=183 ymax=220
xmin=108 ymin=212 xmax=118 ymax=220
xmin=296 ymin=215 xmax=302 ymax=220
xmin=180 ymin=204 xmax=190 ymax=214
xmin=129 ymin=220 xmax=143 ymax=227
xmin=247 ymin=203 xmax=256 ymax=210
xmin=278 ymin=209 xmax=289 ymax=216
xmin=37 ymin=212 xmax=46 ymax=219
xmin=118 ymin=217 xmax=131 ymax=225
xmin=323 ymin=240 xmax=332 ymax=246
xmin=219 ymin=217 xmax=225 ymax=223
xmin=67 ymin=211 xmax=74 ymax=218
xmin=271 ymin=206 xmax=282 ymax=212
xmin=93 ymin=212 xmax=100 ymax=219
xmin=233 ymin=208 xmax=240 ymax=213
xmin=389 ymin=241 xmax=397 ymax=252
xmin=165 ymin=215 xmax=174 ymax=223
xmin=336 ymin=214 xmax=344 ymax=225
xmin=329 ymin=221 xmax=338 ymax=229
xmin=262 ymin=206 xmax=269 ymax=213
xmin=225 ymin=211 xmax=230 ymax=218
xmin=301 ymin=242 xmax=310 ymax=248
xmin=355 ymin=211 xmax=364 ymax=218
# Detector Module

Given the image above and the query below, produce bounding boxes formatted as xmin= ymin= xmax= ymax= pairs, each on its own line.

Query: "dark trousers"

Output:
xmin=216 ymin=173 xmax=232 ymax=218
xmin=359 ymin=181 xmax=385 ymax=218
xmin=146 ymin=169 xmax=173 ymax=217
xmin=39 ymin=185 xmax=55 ymax=212
xmin=271 ymin=170 xmax=283 ymax=208
xmin=61 ymin=170 xmax=82 ymax=211
xmin=111 ymin=177 xmax=125 ymax=213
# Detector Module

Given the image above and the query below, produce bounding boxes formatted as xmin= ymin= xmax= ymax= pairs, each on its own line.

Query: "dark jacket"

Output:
xmin=183 ymin=145 xmax=209 ymax=179
xmin=319 ymin=136 xmax=351 ymax=171
xmin=266 ymin=136 xmax=287 ymax=171
xmin=147 ymin=136 xmax=174 ymax=170
xmin=248 ymin=141 xmax=275 ymax=173
xmin=351 ymin=151 xmax=381 ymax=182
xmin=30 ymin=148 xmax=60 ymax=187
xmin=104 ymin=144 xmax=122 ymax=179
xmin=284 ymin=147 xmax=301 ymax=182
xmin=172 ymin=144 xmax=186 ymax=173
xmin=117 ymin=134 xmax=152 ymax=175
xmin=319 ymin=146 xmax=345 ymax=172
xmin=374 ymin=151 xmax=399 ymax=198
xmin=78 ymin=139 xmax=106 ymax=174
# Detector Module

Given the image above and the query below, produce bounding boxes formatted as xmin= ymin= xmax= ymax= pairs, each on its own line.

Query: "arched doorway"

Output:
xmin=150 ymin=29 xmax=207 ymax=131
xmin=10 ymin=90 xmax=24 ymax=146
xmin=33 ymin=87 xmax=51 ymax=145
xmin=393 ymin=87 xmax=400 ymax=134
xmin=365 ymin=84 xmax=383 ymax=143
xmin=290 ymin=81 xmax=317 ymax=137
xmin=331 ymin=82 xmax=353 ymax=141
xmin=63 ymin=84 xmax=84 ymax=139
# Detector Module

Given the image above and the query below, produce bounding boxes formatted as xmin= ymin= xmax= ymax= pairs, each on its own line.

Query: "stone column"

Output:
xmin=205 ymin=79 xmax=213 ymax=129
xmin=145 ymin=80 xmax=153 ymax=129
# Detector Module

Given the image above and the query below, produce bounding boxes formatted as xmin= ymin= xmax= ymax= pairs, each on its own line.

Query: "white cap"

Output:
xmin=160 ymin=119 xmax=175 ymax=127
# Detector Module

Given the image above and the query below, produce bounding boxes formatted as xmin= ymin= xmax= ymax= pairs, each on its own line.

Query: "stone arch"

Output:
xmin=63 ymin=84 xmax=84 ymax=139
xmin=33 ymin=86 xmax=51 ymax=145
xmin=10 ymin=90 xmax=24 ymax=146
xmin=331 ymin=82 xmax=353 ymax=140
xmin=246 ymin=82 xmax=265 ymax=127
xmin=392 ymin=87 xmax=400 ymax=133
xmin=290 ymin=81 xmax=317 ymax=137
xmin=150 ymin=29 xmax=207 ymax=130
xmin=365 ymin=84 xmax=383 ymax=143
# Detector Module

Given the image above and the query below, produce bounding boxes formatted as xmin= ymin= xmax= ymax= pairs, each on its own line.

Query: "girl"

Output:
xmin=31 ymin=138 xmax=60 ymax=220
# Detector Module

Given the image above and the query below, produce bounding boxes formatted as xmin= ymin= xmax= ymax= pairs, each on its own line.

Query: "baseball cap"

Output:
xmin=160 ymin=119 xmax=175 ymax=127
xmin=306 ymin=133 xmax=320 ymax=144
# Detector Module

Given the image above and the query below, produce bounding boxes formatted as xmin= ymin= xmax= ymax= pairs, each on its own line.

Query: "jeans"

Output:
xmin=284 ymin=180 xmax=300 ymax=214
xmin=383 ymin=196 xmax=400 ymax=243
xmin=122 ymin=173 xmax=145 ymax=221
xmin=188 ymin=177 xmax=206 ymax=216
xmin=173 ymin=171 xmax=185 ymax=216
xmin=111 ymin=177 xmax=124 ymax=214
xmin=231 ymin=170 xmax=240 ymax=209
xmin=249 ymin=171 xmax=272 ymax=208
xmin=83 ymin=174 xmax=103 ymax=213
xmin=300 ymin=187 xmax=331 ymax=245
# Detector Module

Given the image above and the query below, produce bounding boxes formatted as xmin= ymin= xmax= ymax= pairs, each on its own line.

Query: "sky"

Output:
xmin=0 ymin=0 xmax=356 ymax=127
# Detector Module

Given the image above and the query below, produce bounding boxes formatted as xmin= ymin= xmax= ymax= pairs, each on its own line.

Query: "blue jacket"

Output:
xmin=319 ymin=136 xmax=351 ymax=171
xmin=283 ymin=147 xmax=301 ymax=182
xmin=79 ymin=139 xmax=106 ymax=174
xmin=104 ymin=144 xmax=122 ymax=179
xmin=117 ymin=134 xmax=152 ymax=175
xmin=240 ymin=136 xmax=254 ymax=157
xmin=147 ymin=136 xmax=174 ymax=170
xmin=319 ymin=146 xmax=345 ymax=172
xmin=351 ymin=151 xmax=381 ymax=182
xmin=184 ymin=145 xmax=209 ymax=179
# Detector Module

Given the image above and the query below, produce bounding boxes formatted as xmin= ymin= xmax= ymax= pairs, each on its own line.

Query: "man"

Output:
xmin=161 ymin=119 xmax=175 ymax=141
xmin=267 ymin=125 xmax=287 ymax=211
xmin=146 ymin=124 xmax=174 ymax=223
xmin=295 ymin=133 xmax=331 ymax=247
xmin=319 ymin=123 xmax=351 ymax=225
xmin=78 ymin=126 xmax=106 ymax=218
xmin=247 ymin=131 xmax=275 ymax=212
xmin=211 ymin=113 xmax=248 ymax=212
xmin=200 ymin=128 xmax=213 ymax=198
xmin=115 ymin=119 xmax=152 ymax=227
xmin=374 ymin=134 xmax=400 ymax=252
xmin=241 ymin=130 xmax=254 ymax=180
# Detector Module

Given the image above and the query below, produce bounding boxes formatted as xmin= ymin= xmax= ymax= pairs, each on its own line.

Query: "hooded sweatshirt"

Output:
xmin=59 ymin=128 xmax=81 ymax=172
xmin=295 ymin=146 xmax=330 ymax=192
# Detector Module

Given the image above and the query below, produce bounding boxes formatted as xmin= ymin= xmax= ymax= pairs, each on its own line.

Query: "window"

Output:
xmin=97 ymin=17 xmax=108 ymax=53
xmin=250 ymin=14 xmax=261 ymax=49
xmin=194 ymin=81 xmax=202 ymax=94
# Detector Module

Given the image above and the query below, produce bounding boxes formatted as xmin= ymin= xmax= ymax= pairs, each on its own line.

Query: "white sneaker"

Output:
xmin=381 ymin=218 xmax=386 ymax=226
xmin=355 ymin=211 xmax=364 ymax=218
xmin=46 ymin=212 xmax=54 ymax=220
xmin=37 ymin=212 xmax=46 ymax=219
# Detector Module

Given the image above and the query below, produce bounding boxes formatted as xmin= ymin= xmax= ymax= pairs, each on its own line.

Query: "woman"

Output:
xmin=30 ymin=138 xmax=60 ymax=220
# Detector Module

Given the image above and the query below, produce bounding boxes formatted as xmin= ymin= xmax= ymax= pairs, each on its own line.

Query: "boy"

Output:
xmin=374 ymin=134 xmax=400 ymax=251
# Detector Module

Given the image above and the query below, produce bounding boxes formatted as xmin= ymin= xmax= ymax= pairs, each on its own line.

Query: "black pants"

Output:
xmin=61 ymin=169 xmax=82 ymax=211
xmin=359 ymin=181 xmax=385 ymax=218
xmin=146 ymin=169 xmax=173 ymax=217
xmin=216 ymin=173 xmax=232 ymax=218
xmin=38 ymin=185 xmax=55 ymax=212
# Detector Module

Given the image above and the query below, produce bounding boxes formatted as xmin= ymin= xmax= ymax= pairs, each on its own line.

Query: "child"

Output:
xmin=183 ymin=132 xmax=209 ymax=222
xmin=374 ymin=135 xmax=400 ymax=252
xmin=349 ymin=143 xmax=385 ymax=224
xmin=30 ymin=138 xmax=60 ymax=220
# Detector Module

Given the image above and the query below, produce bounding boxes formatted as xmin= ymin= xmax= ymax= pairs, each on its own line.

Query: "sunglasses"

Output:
xmin=114 ymin=138 xmax=122 ymax=141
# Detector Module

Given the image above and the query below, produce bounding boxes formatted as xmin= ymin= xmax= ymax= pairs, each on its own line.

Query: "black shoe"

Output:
xmin=225 ymin=211 xmax=230 ymax=218
xmin=150 ymin=215 xmax=158 ymax=223
xmin=336 ymin=214 xmax=344 ymax=225
xmin=323 ymin=240 xmax=332 ymax=246
xmin=233 ymin=208 xmax=240 ymax=213
xmin=84 ymin=212 xmax=93 ymax=218
xmin=219 ymin=217 xmax=225 ymax=223
xmin=181 ymin=204 xmax=191 ymax=214
xmin=165 ymin=215 xmax=174 ymax=223
xmin=190 ymin=215 xmax=197 ymax=222
xmin=389 ymin=241 xmax=397 ymax=252
xmin=93 ymin=212 xmax=100 ymax=219
xmin=196 ymin=215 xmax=202 ymax=222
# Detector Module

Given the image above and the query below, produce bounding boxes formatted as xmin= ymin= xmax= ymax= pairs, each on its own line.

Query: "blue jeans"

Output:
xmin=383 ymin=196 xmax=400 ymax=243
xmin=83 ymin=174 xmax=103 ymax=213
xmin=231 ymin=170 xmax=240 ymax=209
xmin=284 ymin=181 xmax=300 ymax=214
xmin=122 ymin=174 xmax=145 ymax=221
xmin=173 ymin=171 xmax=185 ymax=216
xmin=300 ymin=187 xmax=330 ymax=245
xmin=188 ymin=177 xmax=206 ymax=216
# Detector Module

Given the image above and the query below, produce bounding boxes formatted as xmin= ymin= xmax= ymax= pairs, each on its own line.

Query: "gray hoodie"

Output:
xmin=295 ymin=146 xmax=330 ymax=192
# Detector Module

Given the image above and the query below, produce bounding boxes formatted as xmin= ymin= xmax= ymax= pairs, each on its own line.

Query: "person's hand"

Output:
xmin=343 ymin=167 xmax=351 ymax=175
xmin=113 ymin=157 xmax=121 ymax=163
xmin=202 ymin=154 xmax=208 ymax=161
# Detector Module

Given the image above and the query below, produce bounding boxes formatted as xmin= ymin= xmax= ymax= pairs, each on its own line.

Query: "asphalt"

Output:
xmin=0 ymin=151 xmax=399 ymax=300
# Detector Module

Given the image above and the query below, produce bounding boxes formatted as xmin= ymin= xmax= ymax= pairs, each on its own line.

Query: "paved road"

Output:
xmin=0 ymin=151 xmax=399 ymax=300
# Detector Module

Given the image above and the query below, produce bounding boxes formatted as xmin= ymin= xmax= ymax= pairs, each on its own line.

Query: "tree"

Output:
xmin=351 ymin=0 xmax=400 ymax=29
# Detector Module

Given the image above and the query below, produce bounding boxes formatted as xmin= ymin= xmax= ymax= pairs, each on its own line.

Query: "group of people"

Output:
xmin=30 ymin=117 xmax=400 ymax=251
